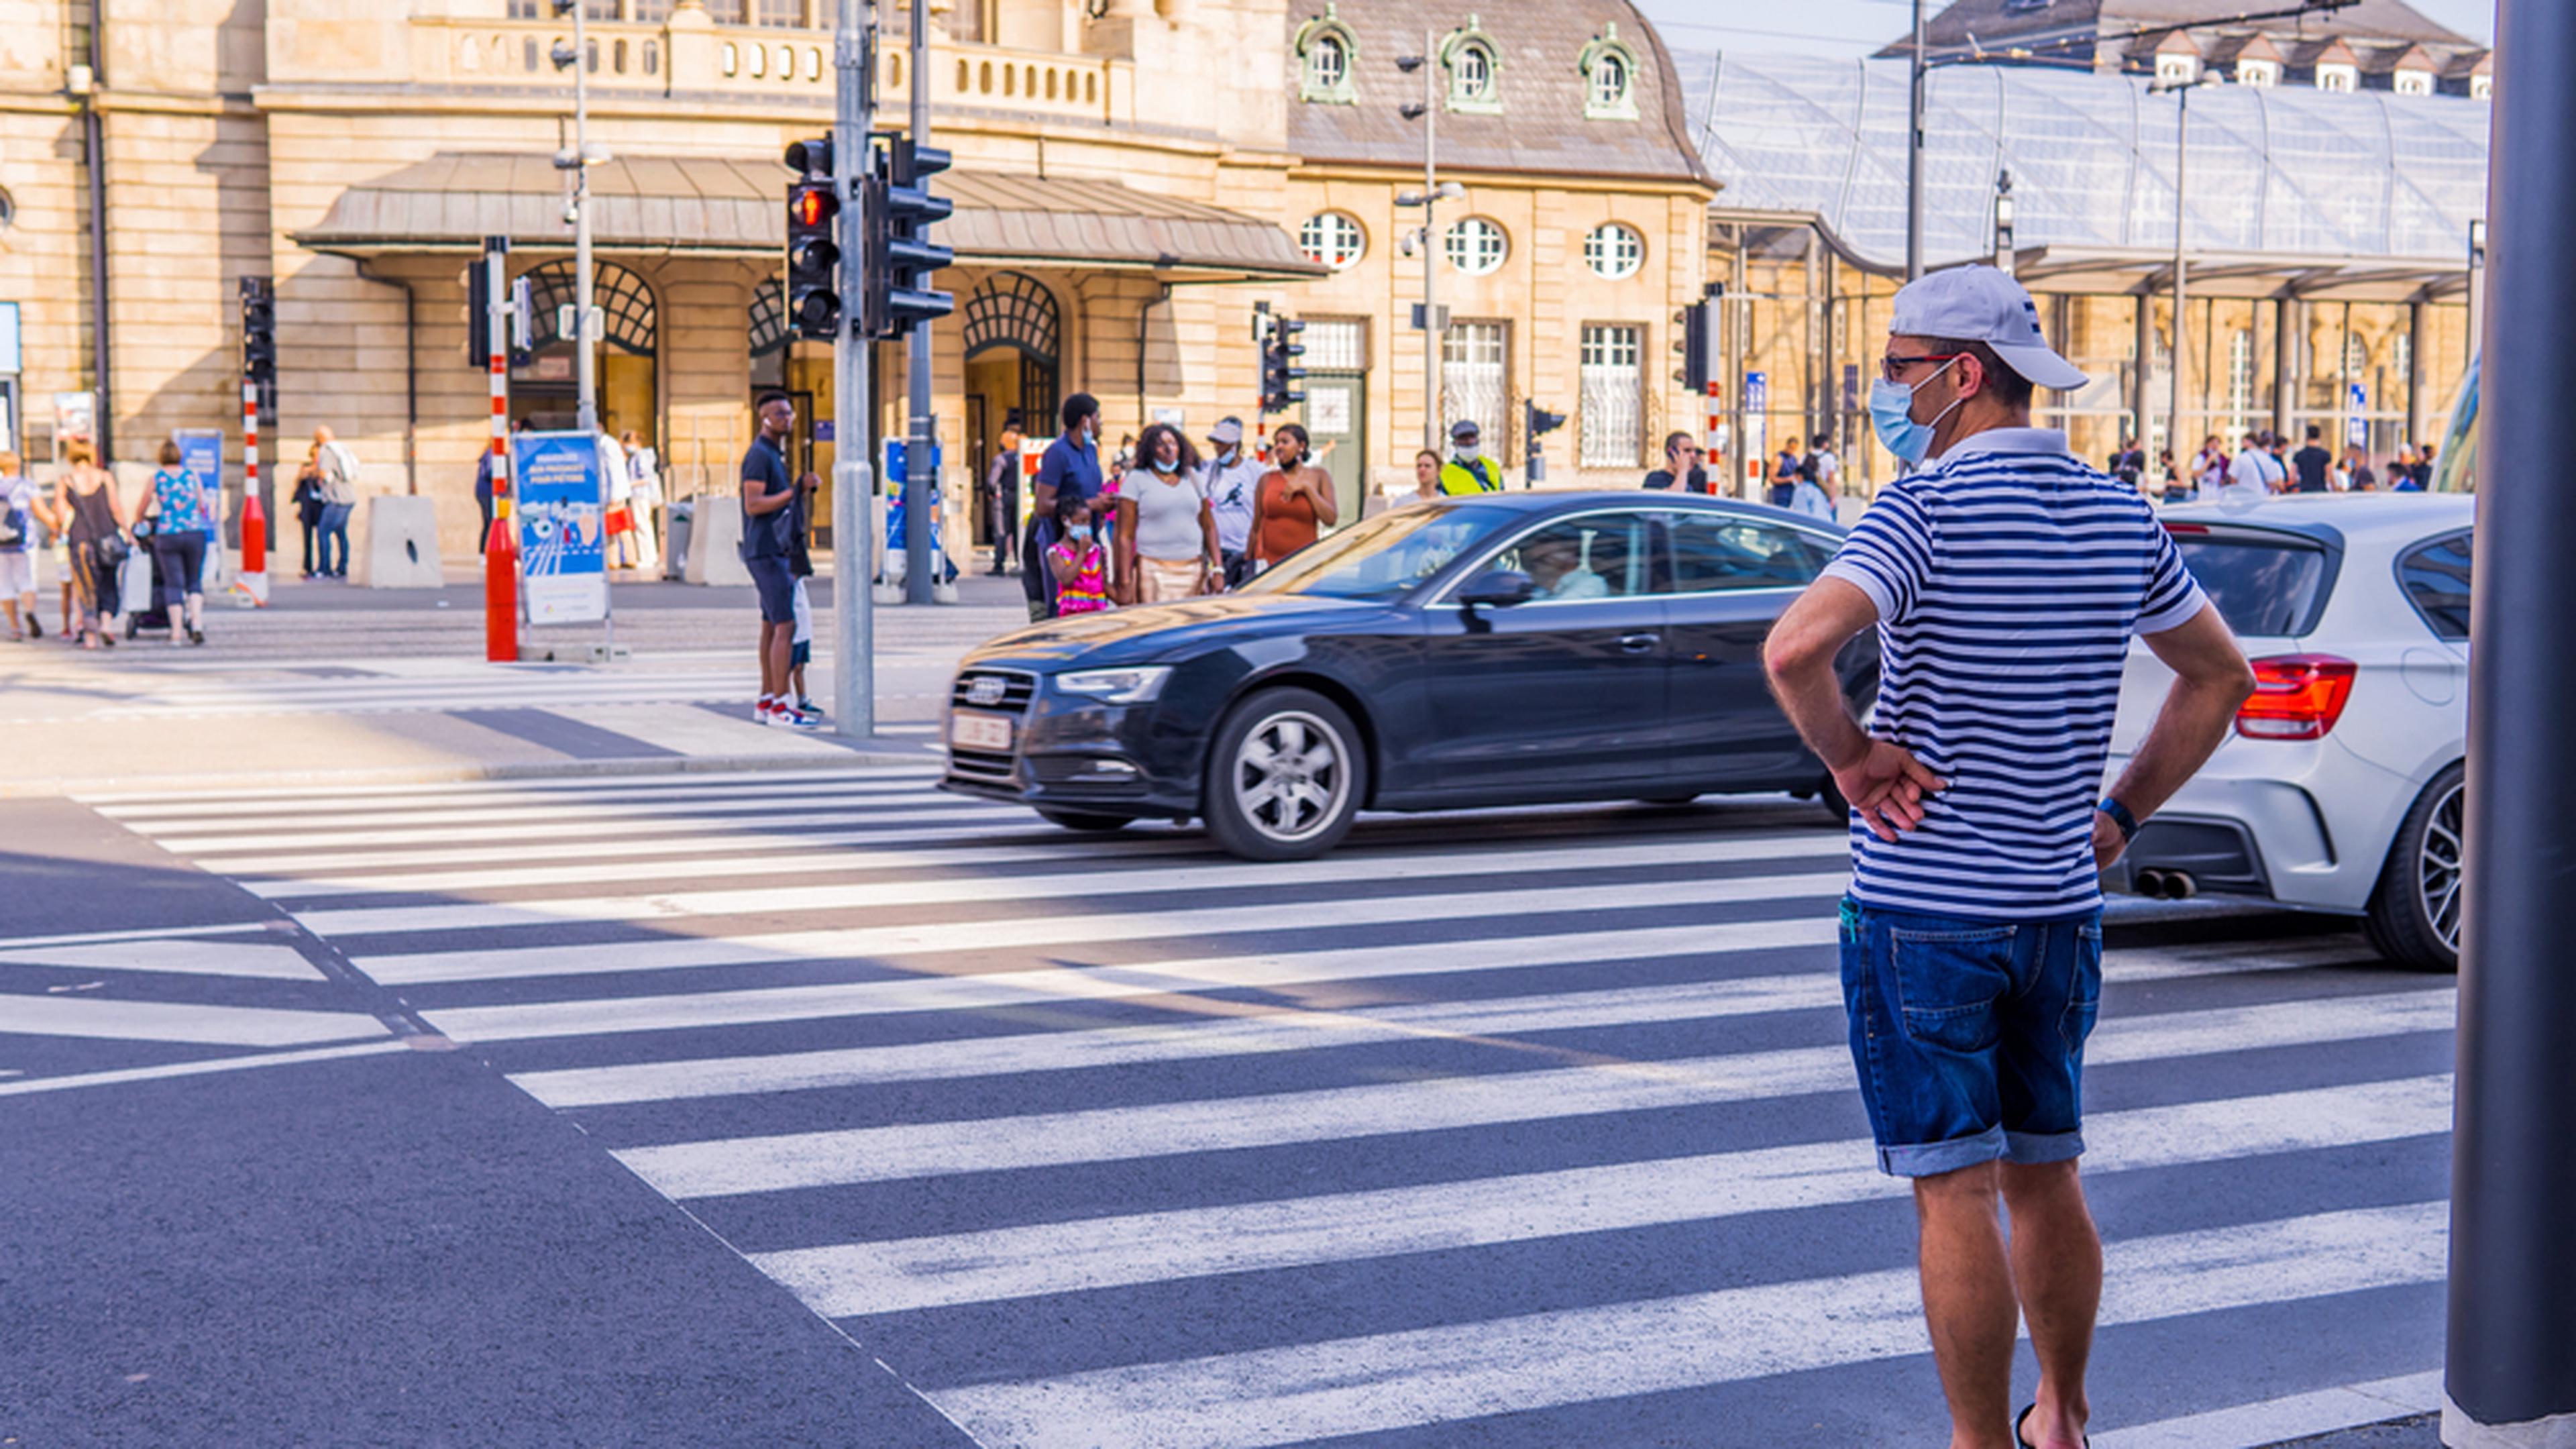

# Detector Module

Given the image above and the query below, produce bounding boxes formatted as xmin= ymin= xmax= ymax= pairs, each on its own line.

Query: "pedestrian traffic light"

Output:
xmin=239 ymin=276 xmax=276 ymax=385
xmin=1260 ymin=316 xmax=1307 ymax=415
xmin=784 ymin=136 xmax=841 ymax=340
xmin=1675 ymin=284 xmax=1721 ymax=391
xmin=865 ymin=138 xmax=955 ymax=341
xmin=1525 ymin=399 xmax=1567 ymax=442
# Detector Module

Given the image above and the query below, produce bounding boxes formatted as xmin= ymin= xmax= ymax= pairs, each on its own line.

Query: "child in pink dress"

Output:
xmin=1047 ymin=495 xmax=1111 ymax=615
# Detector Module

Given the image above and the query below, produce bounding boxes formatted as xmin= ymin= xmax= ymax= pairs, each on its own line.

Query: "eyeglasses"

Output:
xmin=1880 ymin=353 xmax=1964 ymax=383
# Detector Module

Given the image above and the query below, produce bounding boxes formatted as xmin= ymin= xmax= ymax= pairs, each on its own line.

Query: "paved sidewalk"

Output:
xmin=0 ymin=564 xmax=1030 ymax=795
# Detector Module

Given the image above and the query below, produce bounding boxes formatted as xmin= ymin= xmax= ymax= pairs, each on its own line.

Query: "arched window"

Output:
xmin=1582 ymin=223 xmax=1644 ymax=280
xmin=1445 ymin=217 xmax=1507 ymax=276
xmin=1577 ymin=24 xmax=1640 ymax=121
xmin=1298 ymin=212 xmax=1366 ymax=270
xmin=1294 ymin=7 xmax=1362 ymax=105
xmin=1440 ymin=20 xmax=1503 ymax=115
xmin=522 ymin=259 xmax=658 ymax=357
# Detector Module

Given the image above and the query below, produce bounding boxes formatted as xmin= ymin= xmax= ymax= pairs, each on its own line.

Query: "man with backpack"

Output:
xmin=312 ymin=425 xmax=361 ymax=580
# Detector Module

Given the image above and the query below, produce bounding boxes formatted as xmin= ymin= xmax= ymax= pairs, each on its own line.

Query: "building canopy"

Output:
xmin=292 ymin=153 xmax=1328 ymax=282
xmin=1674 ymin=52 xmax=2488 ymax=301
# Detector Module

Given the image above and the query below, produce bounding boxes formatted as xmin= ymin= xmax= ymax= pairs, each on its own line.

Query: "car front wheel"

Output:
xmin=1202 ymin=687 xmax=1366 ymax=861
xmin=2364 ymin=761 xmax=2463 ymax=973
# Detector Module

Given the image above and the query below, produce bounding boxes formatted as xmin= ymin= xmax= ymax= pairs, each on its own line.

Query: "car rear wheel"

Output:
xmin=1203 ymin=688 xmax=1366 ymax=861
xmin=1036 ymin=808 xmax=1132 ymax=833
xmin=2364 ymin=761 xmax=2463 ymax=973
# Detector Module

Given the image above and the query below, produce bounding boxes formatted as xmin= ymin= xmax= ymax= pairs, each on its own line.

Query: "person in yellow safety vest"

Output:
xmin=1438 ymin=420 xmax=1504 ymax=495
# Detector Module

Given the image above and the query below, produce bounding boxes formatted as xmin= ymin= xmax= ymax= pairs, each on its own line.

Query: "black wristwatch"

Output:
xmin=2097 ymin=797 xmax=2141 ymax=843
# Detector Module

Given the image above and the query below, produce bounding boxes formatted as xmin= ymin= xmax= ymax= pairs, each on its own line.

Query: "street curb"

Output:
xmin=2 ymin=747 xmax=941 ymax=800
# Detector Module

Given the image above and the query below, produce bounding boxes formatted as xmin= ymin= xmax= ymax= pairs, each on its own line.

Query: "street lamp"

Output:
xmin=1991 ymin=169 xmax=2016 ymax=274
xmin=2149 ymin=68 xmax=2221 ymax=472
xmin=1397 ymin=39 xmax=1451 ymax=453
xmin=547 ymin=0 xmax=602 ymax=434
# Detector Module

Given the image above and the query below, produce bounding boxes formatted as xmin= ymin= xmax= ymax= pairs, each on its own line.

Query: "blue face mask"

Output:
xmin=1868 ymin=359 xmax=1963 ymax=465
xmin=1151 ymin=456 xmax=1178 ymax=474
xmin=1068 ymin=523 xmax=1093 ymax=541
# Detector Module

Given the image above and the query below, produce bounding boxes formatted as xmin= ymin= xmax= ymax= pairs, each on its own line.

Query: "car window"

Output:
xmin=1660 ymin=512 xmax=1831 ymax=593
xmin=1476 ymin=513 xmax=1654 ymax=600
xmin=2396 ymin=531 xmax=2472 ymax=641
xmin=2172 ymin=533 xmax=2330 ymax=637
xmin=1239 ymin=502 xmax=1515 ymax=602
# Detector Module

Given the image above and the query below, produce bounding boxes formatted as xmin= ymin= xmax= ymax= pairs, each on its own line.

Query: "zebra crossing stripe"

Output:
xmin=507 ymin=949 xmax=2404 ymax=1108
xmin=140 ymin=802 xmax=1031 ymax=855
xmin=78 ymin=765 xmax=939 ymax=810
xmin=610 ymin=988 xmax=2457 ymax=1197
xmin=2090 ymin=1370 xmax=2443 ymax=1448
xmin=96 ymin=773 xmax=943 ymax=825
xmin=119 ymin=786 xmax=1008 ymax=845
xmin=178 ymin=814 xmax=1102 ymax=878
xmin=750 ymin=1074 xmax=2455 ymax=1316
xmin=292 ymin=835 xmax=1851 ymax=937
xmin=429 ymin=919 xmax=1841 ymax=1044
xmin=920 ymin=1200 xmax=2447 ymax=1449
xmin=0 ymin=996 xmax=391 ymax=1047
xmin=358 ymin=872 xmax=1856 ymax=985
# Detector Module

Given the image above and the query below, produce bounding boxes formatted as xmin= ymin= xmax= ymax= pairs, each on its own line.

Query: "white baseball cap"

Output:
xmin=1888 ymin=265 xmax=2088 ymax=392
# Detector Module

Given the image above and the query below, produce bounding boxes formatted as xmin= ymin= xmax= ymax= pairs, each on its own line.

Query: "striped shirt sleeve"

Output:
xmin=2134 ymin=516 xmax=2210 ymax=635
xmin=1819 ymin=486 xmax=1935 ymax=625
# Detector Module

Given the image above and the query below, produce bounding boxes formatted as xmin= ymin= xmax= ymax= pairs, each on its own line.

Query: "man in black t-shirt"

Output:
xmin=1643 ymin=431 xmax=1707 ymax=492
xmin=739 ymin=392 xmax=814 ymax=729
xmin=2291 ymin=425 xmax=2332 ymax=493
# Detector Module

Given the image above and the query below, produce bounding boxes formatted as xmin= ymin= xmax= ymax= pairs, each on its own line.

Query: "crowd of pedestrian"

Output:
xmin=0 ymin=435 xmax=223 ymax=650
xmin=2161 ymin=427 xmax=2435 ymax=502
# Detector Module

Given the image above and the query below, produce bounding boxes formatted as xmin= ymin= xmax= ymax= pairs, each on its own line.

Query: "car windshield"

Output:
xmin=2174 ymin=533 xmax=2330 ymax=637
xmin=1237 ymin=503 xmax=1517 ymax=601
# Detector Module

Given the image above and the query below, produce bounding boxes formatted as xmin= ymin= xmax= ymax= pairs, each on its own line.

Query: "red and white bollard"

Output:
xmin=1703 ymin=380 xmax=1725 ymax=496
xmin=231 ymin=377 xmax=270 ymax=606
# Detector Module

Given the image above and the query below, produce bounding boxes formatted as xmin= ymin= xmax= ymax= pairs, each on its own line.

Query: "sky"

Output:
xmin=1628 ymin=0 xmax=2497 ymax=60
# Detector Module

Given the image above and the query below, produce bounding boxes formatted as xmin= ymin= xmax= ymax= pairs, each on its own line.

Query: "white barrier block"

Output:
xmin=356 ymin=496 xmax=445 ymax=589
xmin=684 ymin=494 xmax=752 ymax=586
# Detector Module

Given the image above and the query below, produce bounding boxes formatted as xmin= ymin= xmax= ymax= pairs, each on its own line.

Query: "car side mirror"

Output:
xmin=1456 ymin=568 xmax=1538 ymax=608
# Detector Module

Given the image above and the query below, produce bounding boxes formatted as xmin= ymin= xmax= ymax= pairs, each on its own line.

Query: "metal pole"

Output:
xmin=2448 ymin=0 xmax=2576 ymax=1433
xmin=832 ymin=0 xmax=877 ymax=737
xmin=572 ymin=0 xmax=598 ymax=434
xmin=1422 ymin=28 xmax=1441 ymax=455
xmin=2167 ymin=86 xmax=2190 ymax=466
xmin=903 ymin=0 xmax=934 ymax=605
xmin=1906 ymin=0 xmax=1926 ymax=281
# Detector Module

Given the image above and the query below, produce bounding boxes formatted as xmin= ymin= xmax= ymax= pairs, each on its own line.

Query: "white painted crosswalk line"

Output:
xmin=0 ymin=996 xmax=389 ymax=1046
xmin=78 ymin=765 xmax=940 ymax=811
xmin=360 ymin=871 xmax=1854 ymax=985
xmin=179 ymin=815 xmax=1110 ymax=878
xmin=0 ymin=938 xmax=324 ymax=980
xmin=752 ymin=1074 xmax=2455 ymax=1316
xmin=2093 ymin=1371 xmax=2443 ymax=1449
xmin=122 ymin=786 xmax=1007 ymax=845
xmin=924 ymin=1200 xmax=2447 ymax=1449
xmin=144 ymin=802 xmax=1030 ymax=855
xmin=612 ymin=988 xmax=2457 ymax=1197
xmin=99 ymin=774 xmax=945 ymax=827
xmin=431 ymin=920 xmax=1841 ymax=1044
xmin=508 ymin=947 xmax=2396 ymax=1107
xmin=294 ymin=835 xmax=1851 ymax=936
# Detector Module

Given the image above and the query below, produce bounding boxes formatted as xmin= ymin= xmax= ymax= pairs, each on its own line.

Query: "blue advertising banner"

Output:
xmin=2347 ymin=383 xmax=2370 ymax=448
xmin=515 ymin=430 xmax=609 ymax=625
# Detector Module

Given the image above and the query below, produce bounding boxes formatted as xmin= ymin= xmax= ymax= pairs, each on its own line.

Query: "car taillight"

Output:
xmin=2236 ymin=653 xmax=2357 ymax=740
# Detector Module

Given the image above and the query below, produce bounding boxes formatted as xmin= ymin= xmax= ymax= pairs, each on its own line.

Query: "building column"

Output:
xmin=2273 ymin=295 xmax=2298 ymax=439
xmin=2406 ymin=299 xmax=2428 ymax=449
xmin=2132 ymin=292 xmax=2153 ymax=449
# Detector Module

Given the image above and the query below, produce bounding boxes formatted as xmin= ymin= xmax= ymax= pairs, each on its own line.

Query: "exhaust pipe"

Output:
xmin=2132 ymin=869 xmax=2200 ymax=901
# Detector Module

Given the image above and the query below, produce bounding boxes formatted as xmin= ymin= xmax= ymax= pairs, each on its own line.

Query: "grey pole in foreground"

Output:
xmin=571 ymin=0 xmax=598 ymax=434
xmin=1421 ymin=29 xmax=1442 ymax=454
xmin=831 ymin=0 xmax=876 ymax=739
xmin=2446 ymin=0 xmax=2576 ymax=1440
xmin=902 ymin=0 xmax=935 ymax=606
xmin=2147 ymin=74 xmax=2212 ymax=467
xmin=1904 ymin=0 xmax=1925 ymax=281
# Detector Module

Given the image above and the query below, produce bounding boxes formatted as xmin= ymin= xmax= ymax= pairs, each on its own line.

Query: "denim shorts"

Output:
xmin=1838 ymin=896 xmax=2104 ymax=1177
xmin=744 ymin=555 xmax=796 ymax=625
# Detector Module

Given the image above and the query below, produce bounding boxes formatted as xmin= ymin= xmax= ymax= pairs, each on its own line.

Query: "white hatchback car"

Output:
xmin=2104 ymin=492 xmax=2473 ymax=971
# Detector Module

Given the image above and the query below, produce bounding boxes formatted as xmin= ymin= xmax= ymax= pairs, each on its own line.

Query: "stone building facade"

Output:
xmin=0 ymin=0 xmax=1713 ymax=561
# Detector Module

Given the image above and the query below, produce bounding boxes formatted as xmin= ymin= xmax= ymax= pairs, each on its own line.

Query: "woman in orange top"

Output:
xmin=1250 ymin=423 xmax=1340 ymax=571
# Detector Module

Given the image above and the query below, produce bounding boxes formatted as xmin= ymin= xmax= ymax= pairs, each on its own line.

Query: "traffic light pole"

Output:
xmin=571 ymin=0 xmax=598 ymax=435
xmin=2446 ymin=0 xmax=2576 ymax=1437
xmin=831 ymin=0 xmax=877 ymax=739
xmin=904 ymin=0 xmax=934 ymax=606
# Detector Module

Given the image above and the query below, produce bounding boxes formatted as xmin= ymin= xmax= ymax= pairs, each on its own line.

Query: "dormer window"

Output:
xmin=2237 ymin=58 xmax=2279 ymax=87
xmin=2394 ymin=68 xmax=2434 ymax=96
xmin=1578 ymin=23 xmax=1642 ymax=121
xmin=2470 ymin=73 xmax=2493 ymax=101
xmin=1295 ymin=6 xmax=1358 ymax=106
xmin=2154 ymin=54 xmax=2199 ymax=85
xmin=2315 ymin=63 xmax=2358 ymax=93
xmin=1440 ymin=17 xmax=1503 ymax=115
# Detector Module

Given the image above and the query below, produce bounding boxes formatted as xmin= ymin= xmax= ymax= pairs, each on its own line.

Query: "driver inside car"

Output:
xmin=1525 ymin=532 xmax=1610 ymax=600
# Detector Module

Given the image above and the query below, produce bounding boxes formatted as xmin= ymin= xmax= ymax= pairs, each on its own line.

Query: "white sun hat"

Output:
xmin=1889 ymin=264 xmax=2090 ymax=392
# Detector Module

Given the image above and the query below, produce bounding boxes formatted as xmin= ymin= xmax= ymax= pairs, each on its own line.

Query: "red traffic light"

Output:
xmin=792 ymin=184 xmax=837 ymax=228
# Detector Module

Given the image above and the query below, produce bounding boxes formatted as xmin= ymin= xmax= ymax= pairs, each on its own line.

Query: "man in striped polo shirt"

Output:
xmin=1763 ymin=266 xmax=2256 ymax=1449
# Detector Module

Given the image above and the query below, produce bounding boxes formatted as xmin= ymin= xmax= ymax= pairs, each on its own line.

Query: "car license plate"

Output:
xmin=951 ymin=711 xmax=1013 ymax=753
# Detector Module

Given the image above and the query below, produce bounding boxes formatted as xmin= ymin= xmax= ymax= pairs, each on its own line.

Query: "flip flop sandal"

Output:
xmin=2015 ymin=1403 xmax=2090 ymax=1449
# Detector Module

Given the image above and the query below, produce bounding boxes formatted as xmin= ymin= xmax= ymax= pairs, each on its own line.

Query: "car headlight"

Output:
xmin=1053 ymin=666 xmax=1173 ymax=704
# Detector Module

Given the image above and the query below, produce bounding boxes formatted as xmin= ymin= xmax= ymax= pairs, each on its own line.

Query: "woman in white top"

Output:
xmin=1116 ymin=423 xmax=1220 ymax=603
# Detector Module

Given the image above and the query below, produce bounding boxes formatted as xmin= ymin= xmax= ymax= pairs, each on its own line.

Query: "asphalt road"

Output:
xmin=1 ymin=773 xmax=2453 ymax=1447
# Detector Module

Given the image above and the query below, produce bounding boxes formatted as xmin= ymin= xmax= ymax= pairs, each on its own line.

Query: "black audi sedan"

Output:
xmin=940 ymin=492 xmax=1876 ymax=860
